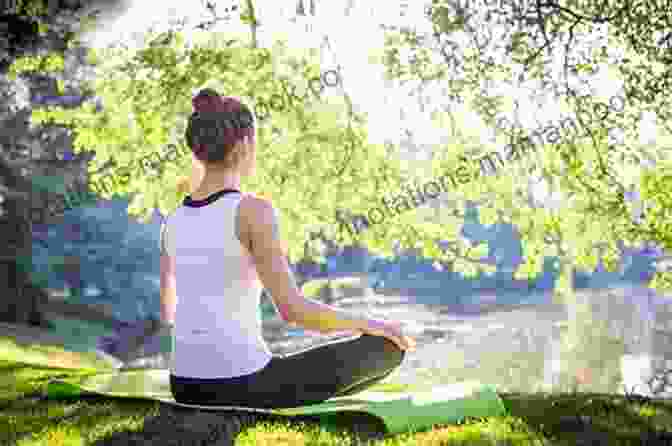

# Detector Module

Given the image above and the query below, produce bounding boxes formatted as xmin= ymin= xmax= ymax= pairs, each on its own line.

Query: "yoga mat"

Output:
xmin=45 ymin=370 xmax=507 ymax=435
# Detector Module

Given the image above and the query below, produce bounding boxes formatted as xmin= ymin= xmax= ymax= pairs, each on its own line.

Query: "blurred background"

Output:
xmin=1 ymin=0 xmax=671 ymax=402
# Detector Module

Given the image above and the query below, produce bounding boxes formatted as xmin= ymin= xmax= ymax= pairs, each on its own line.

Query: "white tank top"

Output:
xmin=160 ymin=190 xmax=273 ymax=378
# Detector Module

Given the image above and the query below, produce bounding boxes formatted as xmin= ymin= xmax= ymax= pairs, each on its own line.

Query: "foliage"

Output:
xmin=8 ymin=0 xmax=49 ymax=17
xmin=641 ymin=164 xmax=672 ymax=290
xmin=7 ymin=53 xmax=65 ymax=78
xmin=377 ymin=0 xmax=672 ymax=292
xmin=14 ymin=0 xmax=672 ymax=291
xmin=26 ymin=20 xmax=409 ymax=265
xmin=2 ymin=0 xmax=52 ymax=35
xmin=300 ymin=277 xmax=365 ymax=299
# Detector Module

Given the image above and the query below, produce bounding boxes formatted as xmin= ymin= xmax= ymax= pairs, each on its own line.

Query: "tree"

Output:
xmin=373 ymin=0 xmax=672 ymax=295
xmin=0 ymin=157 xmax=51 ymax=327
xmin=0 ymin=0 xmax=76 ymax=326
xmin=17 ymin=0 xmax=672 ymax=300
xmin=24 ymin=0 xmax=409 ymax=267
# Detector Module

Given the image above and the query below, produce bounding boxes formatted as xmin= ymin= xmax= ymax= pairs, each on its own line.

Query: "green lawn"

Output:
xmin=2 ymin=339 xmax=672 ymax=445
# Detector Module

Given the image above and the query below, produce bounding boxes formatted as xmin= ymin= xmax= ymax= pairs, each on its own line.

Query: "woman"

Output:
xmin=159 ymin=88 xmax=416 ymax=409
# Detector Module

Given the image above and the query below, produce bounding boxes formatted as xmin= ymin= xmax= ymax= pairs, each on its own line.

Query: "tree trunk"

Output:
xmin=0 ymin=259 xmax=51 ymax=327
xmin=0 ymin=1 xmax=103 ymax=328
xmin=0 ymin=159 xmax=50 ymax=327
xmin=244 ymin=0 xmax=258 ymax=48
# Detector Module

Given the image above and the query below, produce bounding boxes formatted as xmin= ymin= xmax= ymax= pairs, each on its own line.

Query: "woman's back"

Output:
xmin=162 ymin=189 xmax=272 ymax=378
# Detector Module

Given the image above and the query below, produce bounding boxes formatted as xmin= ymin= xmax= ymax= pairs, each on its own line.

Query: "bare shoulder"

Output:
xmin=239 ymin=193 xmax=276 ymax=222
xmin=238 ymin=193 xmax=282 ymax=255
xmin=238 ymin=193 xmax=280 ymax=246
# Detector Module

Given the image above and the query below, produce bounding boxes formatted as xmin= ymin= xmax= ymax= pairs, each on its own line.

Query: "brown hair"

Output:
xmin=185 ymin=89 xmax=255 ymax=169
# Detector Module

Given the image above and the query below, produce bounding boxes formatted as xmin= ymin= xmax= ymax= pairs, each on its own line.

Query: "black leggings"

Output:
xmin=170 ymin=334 xmax=405 ymax=409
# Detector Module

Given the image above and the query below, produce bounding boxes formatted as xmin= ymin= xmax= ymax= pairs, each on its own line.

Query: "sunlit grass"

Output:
xmin=2 ymin=339 xmax=672 ymax=446
xmin=236 ymin=416 xmax=544 ymax=446
xmin=0 ymin=336 xmax=112 ymax=373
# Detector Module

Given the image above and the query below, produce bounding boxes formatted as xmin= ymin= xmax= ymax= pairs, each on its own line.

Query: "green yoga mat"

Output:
xmin=45 ymin=370 xmax=507 ymax=435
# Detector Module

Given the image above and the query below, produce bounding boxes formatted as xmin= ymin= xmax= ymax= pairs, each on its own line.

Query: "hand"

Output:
xmin=360 ymin=318 xmax=416 ymax=352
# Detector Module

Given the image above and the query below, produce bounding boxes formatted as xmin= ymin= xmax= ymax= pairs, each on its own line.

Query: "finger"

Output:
xmin=389 ymin=336 xmax=404 ymax=351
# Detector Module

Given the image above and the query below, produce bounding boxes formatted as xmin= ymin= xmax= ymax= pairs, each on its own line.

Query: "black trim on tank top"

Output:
xmin=183 ymin=189 xmax=241 ymax=207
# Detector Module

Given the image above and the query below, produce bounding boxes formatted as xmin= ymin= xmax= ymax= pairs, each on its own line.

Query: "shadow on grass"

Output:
xmin=83 ymin=392 xmax=672 ymax=446
xmin=501 ymin=391 xmax=672 ymax=445
xmin=74 ymin=397 xmax=390 ymax=446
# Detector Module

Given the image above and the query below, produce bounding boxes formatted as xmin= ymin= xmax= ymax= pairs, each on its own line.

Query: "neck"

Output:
xmin=192 ymin=168 xmax=243 ymax=198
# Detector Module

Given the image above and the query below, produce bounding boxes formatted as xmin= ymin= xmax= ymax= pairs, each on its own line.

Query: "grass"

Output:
xmin=2 ymin=339 xmax=672 ymax=445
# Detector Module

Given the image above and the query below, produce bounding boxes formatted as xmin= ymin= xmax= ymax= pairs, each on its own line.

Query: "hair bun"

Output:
xmin=193 ymin=89 xmax=240 ymax=113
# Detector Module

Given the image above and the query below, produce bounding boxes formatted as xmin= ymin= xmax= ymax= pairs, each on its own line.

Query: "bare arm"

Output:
xmin=240 ymin=195 xmax=370 ymax=334
xmin=159 ymin=222 xmax=177 ymax=326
